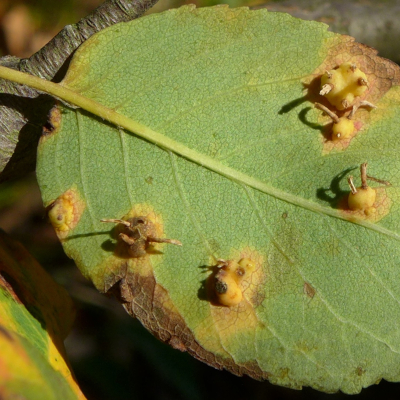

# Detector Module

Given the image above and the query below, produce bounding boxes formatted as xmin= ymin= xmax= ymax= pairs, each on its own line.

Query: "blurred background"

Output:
xmin=1 ymin=0 xmax=400 ymax=399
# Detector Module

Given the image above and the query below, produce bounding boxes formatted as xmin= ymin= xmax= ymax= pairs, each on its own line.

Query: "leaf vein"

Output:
xmin=168 ymin=151 xmax=216 ymax=259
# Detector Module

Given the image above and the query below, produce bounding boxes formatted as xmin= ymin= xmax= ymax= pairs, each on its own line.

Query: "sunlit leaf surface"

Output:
xmin=37 ymin=6 xmax=400 ymax=393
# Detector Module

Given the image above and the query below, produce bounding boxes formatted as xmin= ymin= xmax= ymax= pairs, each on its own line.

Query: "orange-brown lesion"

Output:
xmin=206 ymin=248 xmax=266 ymax=337
xmin=40 ymin=104 xmax=62 ymax=140
xmin=303 ymin=281 xmax=316 ymax=299
xmin=92 ymin=204 xmax=182 ymax=289
xmin=101 ymin=204 xmax=181 ymax=259
xmin=302 ymin=36 xmax=400 ymax=153
xmin=46 ymin=187 xmax=85 ymax=240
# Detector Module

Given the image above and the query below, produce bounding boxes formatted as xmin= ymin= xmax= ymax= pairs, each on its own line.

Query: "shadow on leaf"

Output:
xmin=279 ymin=75 xmax=333 ymax=139
xmin=197 ymin=264 xmax=222 ymax=306
xmin=316 ymin=167 xmax=356 ymax=208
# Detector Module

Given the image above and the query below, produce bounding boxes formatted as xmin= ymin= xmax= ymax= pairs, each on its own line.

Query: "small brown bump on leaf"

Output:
xmin=303 ymin=282 xmax=316 ymax=299
xmin=46 ymin=188 xmax=85 ymax=240
xmin=40 ymin=104 xmax=62 ymax=139
xmin=215 ymin=274 xmax=228 ymax=294
xmin=101 ymin=215 xmax=181 ymax=258
xmin=101 ymin=204 xmax=181 ymax=259
xmin=356 ymin=366 xmax=366 ymax=376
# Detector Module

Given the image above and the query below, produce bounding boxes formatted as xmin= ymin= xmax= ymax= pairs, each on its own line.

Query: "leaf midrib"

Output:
xmin=1 ymin=65 xmax=399 ymax=242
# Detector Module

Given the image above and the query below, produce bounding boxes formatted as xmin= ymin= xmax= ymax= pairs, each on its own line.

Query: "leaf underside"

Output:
xmin=37 ymin=5 xmax=400 ymax=394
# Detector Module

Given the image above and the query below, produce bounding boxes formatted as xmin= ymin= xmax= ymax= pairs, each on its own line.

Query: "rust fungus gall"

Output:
xmin=315 ymin=102 xmax=355 ymax=141
xmin=101 ymin=215 xmax=182 ymax=258
xmin=320 ymin=63 xmax=369 ymax=110
xmin=213 ymin=257 xmax=256 ymax=307
xmin=348 ymin=185 xmax=376 ymax=213
xmin=49 ymin=199 xmax=73 ymax=231
xmin=47 ymin=189 xmax=85 ymax=239
xmin=332 ymin=117 xmax=355 ymax=141
xmin=347 ymin=163 xmax=391 ymax=218
xmin=214 ymin=268 xmax=242 ymax=306
xmin=347 ymin=163 xmax=377 ymax=214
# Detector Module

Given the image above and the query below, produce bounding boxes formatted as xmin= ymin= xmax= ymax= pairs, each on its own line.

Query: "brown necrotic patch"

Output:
xmin=105 ymin=266 xmax=269 ymax=381
xmin=303 ymin=281 xmax=316 ymax=299
xmin=46 ymin=187 xmax=85 ymax=240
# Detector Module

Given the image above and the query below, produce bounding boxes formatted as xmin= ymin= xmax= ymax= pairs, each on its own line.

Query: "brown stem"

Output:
xmin=0 ymin=0 xmax=160 ymax=182
xmin=314 ymin=102 xmax=340 ymax=123
xmin=147 ymin=236 xmax=183 ymax=246
xmin=366 ymin=175 xmax=391 ymax=186
xmin=360 ymin=163 xmax=368 ymax=189
xmin=100 ymin=218 xmax=131 ymax=227
xmin=347 ymin=176 xmax=357 ymax=194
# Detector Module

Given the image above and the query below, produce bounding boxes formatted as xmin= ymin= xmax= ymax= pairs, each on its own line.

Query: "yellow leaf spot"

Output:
xmin=47 ymin=188 xmax=85 ymax=239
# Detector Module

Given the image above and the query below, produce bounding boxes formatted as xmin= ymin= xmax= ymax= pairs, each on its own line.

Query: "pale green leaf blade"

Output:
xmin=36 ymin=6 xmax=400 ymax=393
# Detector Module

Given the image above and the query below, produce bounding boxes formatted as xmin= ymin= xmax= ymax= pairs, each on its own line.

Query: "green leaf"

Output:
xmin=34 ymin=5 xmax=400 ymax=393
xmin=0 ymin=231 xmax=85 ymax=399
